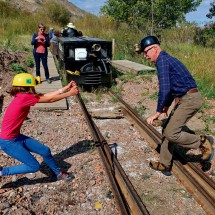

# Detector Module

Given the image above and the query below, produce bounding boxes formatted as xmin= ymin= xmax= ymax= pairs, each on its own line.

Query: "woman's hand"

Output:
xmin=35 ymin=36 xmax=45 ymax=42
xmin=39 ymin=82 xmax=79 ymax=103
xmin=68 ymin=85 xmax=79 ymax=96
xmin=65 ymin=81 xmax=77 ymax=91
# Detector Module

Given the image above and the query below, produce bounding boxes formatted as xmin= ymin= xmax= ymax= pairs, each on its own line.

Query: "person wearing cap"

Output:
xmin=0 ymin=73 xmax=79 ymax=181
xmin=63 ymin=23 xmax=79 ymax=37
xmin=31 ymin=23 xmax=51 ymax=84
xmin=135 ymin=36 xmax=212 ymax=176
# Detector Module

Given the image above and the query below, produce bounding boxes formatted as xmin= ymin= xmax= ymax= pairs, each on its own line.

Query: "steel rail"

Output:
xmin=76 ymin=94 xmax=149 ymax=215
xmin=109 ymin=89 xmax=215 ymax=215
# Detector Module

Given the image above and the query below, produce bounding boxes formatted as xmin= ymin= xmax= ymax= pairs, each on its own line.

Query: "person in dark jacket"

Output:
xmin=62 ymin=23 xmax=79 ymax=37
xmin=135 ymin=36 xmax=213 ymax=176
xmin=31 ymin=23 xmax=51 ymax=84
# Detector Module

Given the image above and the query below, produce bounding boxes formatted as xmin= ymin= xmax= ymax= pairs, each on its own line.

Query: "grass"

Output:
xmin=172 ymin=188 xmax=192 ymax=198
xmin=76 ymin=15 xmax=215 ymax=99
xmin=149 ymin=92 xmax=158 ymax=100
xmin=111 ymin=83 xmax=124 ymax=96
xmin=24 ymin=56 xmax=34 ymax=68
xmin=91 ymin=87 xmax=108 ymax=101
xmin=117 ymin=71 xmax=137 ymax=82
xmin=163 ymin=43 xmax=215 ymax=99
xmin=199 ymin=99 xmax=211 ymax=114
xmin=135 ymin=105 xmax=146 ymax=118
xmin=79 ymin=91 xmax=89 ymax=104
xmin=0 ymin=2 xmax=214 ymax=100
xmin=203 ymin=116 xmax=215 ymax=133
xmin=11 ymin=63 xmax=26 ymax=73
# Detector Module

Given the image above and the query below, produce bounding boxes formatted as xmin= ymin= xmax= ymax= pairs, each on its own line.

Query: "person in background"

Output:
xmin=0 ymin=73 xmax=79 ymax=181
xmin=50 ymin=30 xmax=59 ymax=58
xmin=60 ymin=27 xmax=65 ymax=37
xmin=135 ymin=35 xmax=213 ymax=176
xmin=31 ymin=23 xmax=51 ymax=84
xmin=78 ymin=30 xmax=83 ymax=37
xmin=48 ymin=27 xmax=54 ymax=40
xmin=63 ymin=23 xmax=79 ymax=37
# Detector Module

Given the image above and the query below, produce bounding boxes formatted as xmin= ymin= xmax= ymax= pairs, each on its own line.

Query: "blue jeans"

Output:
xmin=0 ymin=134 xmax=61 ymax=176
xmin=34 ymin=52 xmax=50 ymax=79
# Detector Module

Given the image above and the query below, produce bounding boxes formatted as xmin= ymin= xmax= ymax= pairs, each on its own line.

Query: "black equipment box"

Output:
xmin=58 ymin=36 xmax=112 ymax=86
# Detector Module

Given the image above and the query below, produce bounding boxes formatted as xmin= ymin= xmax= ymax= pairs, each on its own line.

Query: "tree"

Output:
xmin=101 ymin=0 xmax=202 ymax=30
xmin=207 ymin=1 xmax=215 ymax=19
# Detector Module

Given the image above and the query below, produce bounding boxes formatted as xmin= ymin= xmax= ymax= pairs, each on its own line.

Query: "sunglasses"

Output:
xmin=143 ymin=46 xmax=154 ymax=55
xmin=39 ymin=28 xmax=45 ymax=30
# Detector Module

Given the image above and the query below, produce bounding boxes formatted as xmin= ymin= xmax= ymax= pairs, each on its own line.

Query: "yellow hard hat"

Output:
xmin=12 ymin=73 xmax=37 ymax=87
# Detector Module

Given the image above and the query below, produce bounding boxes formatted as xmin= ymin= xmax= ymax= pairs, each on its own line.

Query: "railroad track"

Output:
xmin=76 ymin=93 xmax=149 ymax=215
xmin=109 ymin=89 xmax=215 ymax=215
xmin=75 ymin=90 xmax=214 ymax=214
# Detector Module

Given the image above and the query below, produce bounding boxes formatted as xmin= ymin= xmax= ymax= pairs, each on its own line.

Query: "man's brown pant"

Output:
xmin=160 ymin=92 xmax=203 ymax=166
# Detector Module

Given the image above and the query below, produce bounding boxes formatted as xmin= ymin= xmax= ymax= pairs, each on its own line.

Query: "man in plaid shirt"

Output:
xmin=135 ymin=36 xmax=213 ymax=176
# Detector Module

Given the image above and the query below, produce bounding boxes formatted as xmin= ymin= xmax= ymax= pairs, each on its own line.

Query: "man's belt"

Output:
xmin=186 ymin=88 xmax=198 ymax=94
xmin=175 ymin=88 xmax=198 ymax=105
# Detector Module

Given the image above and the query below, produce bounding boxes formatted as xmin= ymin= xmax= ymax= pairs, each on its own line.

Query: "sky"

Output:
xmin=69 ymin=0 xmax=215 ymax=25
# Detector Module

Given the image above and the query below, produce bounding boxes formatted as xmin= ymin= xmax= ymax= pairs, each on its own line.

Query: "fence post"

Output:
xmin=112 ymin=38 xmax=115 ymax=59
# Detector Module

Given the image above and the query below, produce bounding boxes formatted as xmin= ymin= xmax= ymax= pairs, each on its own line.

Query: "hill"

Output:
xmin=4 ymin=0 xmax=86 ymax=17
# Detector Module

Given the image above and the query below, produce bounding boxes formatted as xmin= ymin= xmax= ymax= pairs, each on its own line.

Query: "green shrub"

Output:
xmin=194 ymin=23 xmax=215 ymax=47
xmin=24 ymin=56 xmax=34 ymax=68
xmin=11 ymin=63 xmax=26 ymax=73
xmin=0 ymin=2 xmax=214 ymax=100
xmin=135 ymin=105 xmax=146 ymax=117
xmin=149 ymin=92 xmax=158 ymax=100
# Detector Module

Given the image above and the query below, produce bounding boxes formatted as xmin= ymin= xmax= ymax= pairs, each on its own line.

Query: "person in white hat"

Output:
xmin=63 ymin=23 xmax=79 ymax=37
xmin=67 ymin=23 xmax=76 ymax=29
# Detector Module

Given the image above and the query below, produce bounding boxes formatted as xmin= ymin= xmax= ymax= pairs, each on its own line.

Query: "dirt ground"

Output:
xmin=0 ymin=50 xmax=214 ymax=214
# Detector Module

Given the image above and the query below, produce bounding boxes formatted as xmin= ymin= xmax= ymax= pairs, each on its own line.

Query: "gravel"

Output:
xmin=0 ymin=51 xmax=214 ymax=214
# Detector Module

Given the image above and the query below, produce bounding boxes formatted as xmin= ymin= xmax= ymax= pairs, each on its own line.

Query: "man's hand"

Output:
xmin=146 ymin=112 xmax=161 ymax=125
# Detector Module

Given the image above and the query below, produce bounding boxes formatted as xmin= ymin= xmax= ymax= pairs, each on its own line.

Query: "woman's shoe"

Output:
xmin=46 ymin=79 xmax=51 ymax=84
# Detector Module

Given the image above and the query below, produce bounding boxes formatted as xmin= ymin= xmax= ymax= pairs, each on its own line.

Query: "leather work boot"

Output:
xmin=199 ymin=135 xmax=213 ymax=161
xmin=149 ymin=160 xmax=171 ymax=176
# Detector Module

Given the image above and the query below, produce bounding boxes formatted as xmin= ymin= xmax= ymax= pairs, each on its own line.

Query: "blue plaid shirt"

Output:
xmin=156 ymin=51 xmax=197 ymax=112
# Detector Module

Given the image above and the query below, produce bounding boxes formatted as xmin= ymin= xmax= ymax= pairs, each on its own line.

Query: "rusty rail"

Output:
xmin=76 ymin=94 xmax=149 ymax=215
xmin=109 ymin=89 xmax=215 ymax=215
